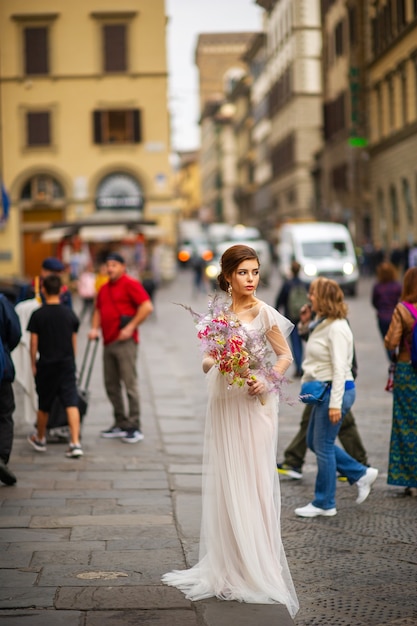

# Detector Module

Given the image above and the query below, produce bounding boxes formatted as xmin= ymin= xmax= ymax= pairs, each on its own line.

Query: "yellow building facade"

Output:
xmin=0 ymin=0 xmax=176 ymax=279
xmin=174 ymin=151 xmax=201 ymax=220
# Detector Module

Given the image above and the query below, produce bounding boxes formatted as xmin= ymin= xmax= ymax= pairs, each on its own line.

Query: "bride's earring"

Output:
xmin=227 ymin=283 xmax=232 ymax=296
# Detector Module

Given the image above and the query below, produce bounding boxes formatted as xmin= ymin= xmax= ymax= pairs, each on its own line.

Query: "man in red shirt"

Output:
xmin=88 ymin=253 xmax=153 ymax=442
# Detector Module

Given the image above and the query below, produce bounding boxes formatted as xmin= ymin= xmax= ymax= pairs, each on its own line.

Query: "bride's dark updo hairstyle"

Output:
xmin=218 ymin=244 xmax=260 ymax=292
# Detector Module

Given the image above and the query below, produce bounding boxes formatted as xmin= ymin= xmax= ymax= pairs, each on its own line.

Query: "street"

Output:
xmin=1 ymin=267 xmax=416 ymax=626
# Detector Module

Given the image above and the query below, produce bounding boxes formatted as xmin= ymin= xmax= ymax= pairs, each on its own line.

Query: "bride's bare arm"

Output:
xmin=266 ymin=325 xmax=293 ymax=376
xmin=202 ymin=356 xmax=215 ymax=373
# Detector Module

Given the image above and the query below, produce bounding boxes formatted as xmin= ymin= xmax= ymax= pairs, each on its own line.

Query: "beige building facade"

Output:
xmin=367 ymin=0 xmax=417 ymax=251
xmin=0 ymin=0 xmax=176 ymax=279
xmin=195 ymin=33 xmax=255 ymax=223
xmin=256 ymin=0 xmax=323 ymax=224
xmin=313 ymin=0 xmax=370 ymax=243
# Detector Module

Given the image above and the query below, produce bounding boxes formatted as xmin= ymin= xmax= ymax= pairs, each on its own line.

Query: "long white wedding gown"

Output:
xmin=162 ymin=302 xmax=299 ymax=618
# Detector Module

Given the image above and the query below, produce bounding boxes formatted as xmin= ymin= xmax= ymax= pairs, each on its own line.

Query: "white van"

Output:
xmin=277 ymin=222 xmax=359 ymax=295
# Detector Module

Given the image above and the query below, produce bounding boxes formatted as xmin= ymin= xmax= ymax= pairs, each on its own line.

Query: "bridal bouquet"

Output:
xmin=178 ymin=295 xmax=290 ymax=398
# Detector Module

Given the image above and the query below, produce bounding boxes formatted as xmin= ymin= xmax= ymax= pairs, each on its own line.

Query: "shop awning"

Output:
xmin=41 ymin=227 xmax=73 ymax=242
xmin=78 ymin=224 xmax=134 ymax=242
xmin=137 ymin=224 xmax=166 ymax=238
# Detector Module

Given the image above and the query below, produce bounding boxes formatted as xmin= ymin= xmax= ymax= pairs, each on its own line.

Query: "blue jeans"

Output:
xmin=290 ymin=326 xmax=303 ymax=373
xmin=306 ymin=387 xmax=367 ymax=510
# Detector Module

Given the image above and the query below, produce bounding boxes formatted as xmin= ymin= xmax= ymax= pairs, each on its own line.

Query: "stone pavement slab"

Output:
xmin=84 ymin=609 xmax=200 ymax=626
xmin=0 ymin=587 xmax=56 ymax=609
xmin=0 ymin=610 xmax=82 ymax=625
xmin=199 ymin=598 xmax=295 ymax=626
xmin=55 ymin=585 xmax=191 ymax=610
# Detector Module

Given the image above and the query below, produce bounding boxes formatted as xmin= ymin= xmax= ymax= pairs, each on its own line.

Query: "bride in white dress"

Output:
xmin=162 ymin=244 xmax=299 ymax=619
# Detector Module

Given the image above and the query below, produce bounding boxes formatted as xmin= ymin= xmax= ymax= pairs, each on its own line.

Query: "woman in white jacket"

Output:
xmin=295 ymin=277 xmax=378 ymax=518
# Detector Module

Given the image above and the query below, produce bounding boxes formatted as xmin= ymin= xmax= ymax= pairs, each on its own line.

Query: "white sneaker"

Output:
xmin=121 ymin=430 xmax=144 ymax=443
xmin=356 ymin=467 xmax=378 ymax=504
xmin=295 ymin=503 xmax=337 ymax=517
xmin=65 ymin=444 xmax=84 ymax=458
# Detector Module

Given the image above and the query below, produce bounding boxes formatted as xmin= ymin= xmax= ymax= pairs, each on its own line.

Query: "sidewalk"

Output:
xmin=0 ymin=277 xmax=294 ymax=626
xmin=1 ymin=272 xmax=416 ymax=625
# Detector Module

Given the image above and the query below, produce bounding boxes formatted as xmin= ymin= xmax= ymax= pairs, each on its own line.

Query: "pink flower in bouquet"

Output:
xmin=177 ymin=295 xmax=292 ymax=402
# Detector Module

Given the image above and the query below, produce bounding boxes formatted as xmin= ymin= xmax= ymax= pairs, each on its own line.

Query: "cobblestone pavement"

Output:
xmin=0 ymin=269 xmax=416 ymax=625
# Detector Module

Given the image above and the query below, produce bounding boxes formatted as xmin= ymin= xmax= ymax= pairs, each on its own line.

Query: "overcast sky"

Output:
xmin=166 ymin=0 xmax=263 ymax=153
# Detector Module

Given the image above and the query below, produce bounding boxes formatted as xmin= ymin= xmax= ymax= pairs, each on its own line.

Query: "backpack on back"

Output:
xmin=287 ymin=282 xmax=308 ymax=321
xmin=401 ymin=301 xmax=417 ymax=368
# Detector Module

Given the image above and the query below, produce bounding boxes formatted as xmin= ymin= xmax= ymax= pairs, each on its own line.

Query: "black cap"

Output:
xmin=42 ymin=257 xmax=65 ymax=272
xmin=106 ymin=253 xmax=125 ymax=264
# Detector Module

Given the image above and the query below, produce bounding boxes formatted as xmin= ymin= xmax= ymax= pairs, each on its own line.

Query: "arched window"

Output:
xmin=96 ymin=172 xmax=144 ymax=211
xmin=20 ymin=174 xmax=64 ymax=204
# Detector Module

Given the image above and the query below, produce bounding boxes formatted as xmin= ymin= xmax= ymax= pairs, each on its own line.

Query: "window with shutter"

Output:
xmin=103 ymin=24 xmax=127 ymax=72
xmin=92 ymin=109 xmax=142 ymax=144
xmin=24 ymin=27 xmax=49 ymax=75
xmin=26 ymin=111 xmax=51 ymax=146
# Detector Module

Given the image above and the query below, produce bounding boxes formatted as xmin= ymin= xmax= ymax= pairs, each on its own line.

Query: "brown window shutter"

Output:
xmin=132 ymin=109 xmax=141 ymax=142
xmin=93 ymin=111 xmax=103 ymax=143
xmin=103 ymin=24 xmax=127 ymax=72
xmin=27 ymin=111 xmax=50 ymax=146
xmin=24 ymin=27 xmax=48 ymax=75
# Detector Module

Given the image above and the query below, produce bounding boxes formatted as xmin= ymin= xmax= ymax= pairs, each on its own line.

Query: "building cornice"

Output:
xmin=242 ymin=33 xmax=266 ymax=62
xmin=255 ymin=0 xmax=277 ymax=11
xmin=367 ymin=19 xmax=417 ymax=69
xmin=11 ymin=13 xmax=59 ymax=22
xmin=90 ymin=11 xmax=138 ymax=19
xmin=368 ymin=121 xmax=417 ymax=157
xmin=0 ymin=72 xmax=168 ymax=83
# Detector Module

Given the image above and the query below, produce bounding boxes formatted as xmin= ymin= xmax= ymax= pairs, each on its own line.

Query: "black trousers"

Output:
xmin=0 ymin=381 xmax=15 ymax=464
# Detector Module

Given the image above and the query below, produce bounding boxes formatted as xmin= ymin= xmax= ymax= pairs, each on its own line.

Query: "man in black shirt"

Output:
xmin=27 ymin=275 xmax=82 ymax=458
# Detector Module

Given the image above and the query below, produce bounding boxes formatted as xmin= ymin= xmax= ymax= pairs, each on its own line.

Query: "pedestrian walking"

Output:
xmin=88 ymin=253 xmax=153 ymax=443
xmin=12 ymin=297 xmax=40 ymax=427
xmin=295 ymin=277 xmax=378 ymax=518
xmin=278 ymin=298 xmax=368 ymax=479
xmin=275 ymin=260 xmax=308 ymax=377
xmin=35 ymin=257 xmax=73 ymax=308
xmin=27 ymin=275 xmax=83 ymax=458
xmin=0 ymin=293 xmax=22 ymax=485
xmin=77 ymin=263 xmax=96 ymax=324
xmin=371 ymin=262 xmax=401 ymax=358
xmin=163 ymin=244 xmax=299 ymax=617
xmin=384 ymin=266 xmax=417 ymax=496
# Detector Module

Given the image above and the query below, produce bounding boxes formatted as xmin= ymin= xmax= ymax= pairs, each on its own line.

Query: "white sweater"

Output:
xmin=301 ymin=318 xmax=354 ymax=409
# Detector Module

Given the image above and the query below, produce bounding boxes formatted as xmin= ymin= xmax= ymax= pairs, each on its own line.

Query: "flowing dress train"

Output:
xmin=162 ymin=304 xmax=299 ymax=618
